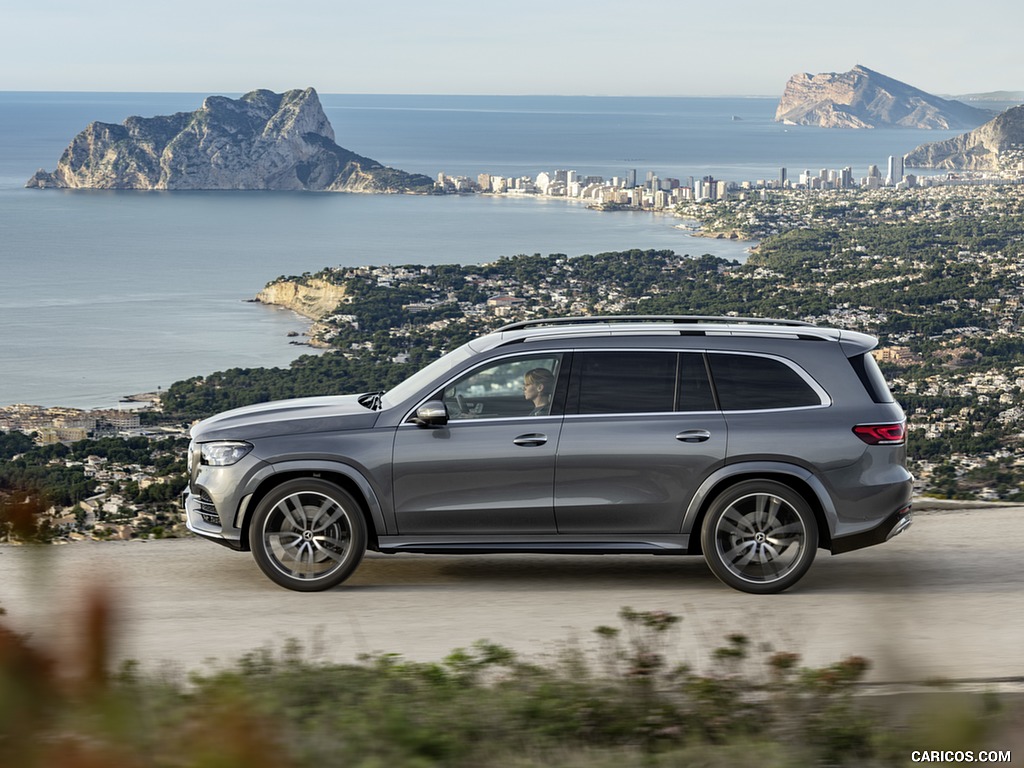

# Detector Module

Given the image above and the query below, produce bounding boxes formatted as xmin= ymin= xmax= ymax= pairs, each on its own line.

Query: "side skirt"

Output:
xmin=376 ymin=534 xmax=691 ymax=556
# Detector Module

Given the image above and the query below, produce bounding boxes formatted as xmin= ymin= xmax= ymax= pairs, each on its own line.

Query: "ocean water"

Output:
xmin=0 ymin=92 xmax=961 ymax=409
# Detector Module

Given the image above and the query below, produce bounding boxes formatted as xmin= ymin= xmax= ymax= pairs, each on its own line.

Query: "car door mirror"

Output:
xmin=412 ymin=400 xmax=449 ymax=428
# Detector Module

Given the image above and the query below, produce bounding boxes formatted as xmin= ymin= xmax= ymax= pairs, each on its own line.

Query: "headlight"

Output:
xmin=200 ymin=441 xmax=254 ymax=466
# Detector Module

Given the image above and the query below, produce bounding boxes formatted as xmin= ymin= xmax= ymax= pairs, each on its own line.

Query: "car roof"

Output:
xmin=469 ymin=316 xmax=878 ymax=356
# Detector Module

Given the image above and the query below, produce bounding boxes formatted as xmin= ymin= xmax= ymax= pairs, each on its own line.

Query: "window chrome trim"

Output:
xmin=400 ymin=346 xmax=831 ymax=424
xmin=397 ymin=414 xmax=563 ymax=428
xmin=711 ymin=403 xmax=831 ymax=415
xmin=563 ymin=410 xmax=718 ymax=419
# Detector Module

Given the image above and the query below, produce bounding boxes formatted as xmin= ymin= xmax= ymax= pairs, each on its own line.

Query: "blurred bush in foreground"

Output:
xmin=1 ymin=597 xmax=1018 ymax=767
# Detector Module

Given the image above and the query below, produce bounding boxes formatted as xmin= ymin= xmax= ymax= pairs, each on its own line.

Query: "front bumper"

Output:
xmin=182 ymin=488 xmax=246 ymax=550
xmin=182 ymin=442 xmax=273 ymax=551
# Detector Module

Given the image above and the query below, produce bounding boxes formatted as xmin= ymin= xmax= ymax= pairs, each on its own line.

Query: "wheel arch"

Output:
xmin=683 ymin=462 xmax=834 ymax=554
xmin=239 ymin=461 xmax=387 ymax=553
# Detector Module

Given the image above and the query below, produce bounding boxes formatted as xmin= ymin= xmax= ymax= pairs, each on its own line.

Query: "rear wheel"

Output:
xmin=701 ymin=480 xmax=817 ymax=594
xmin=249 ymin=478 xmax=367 ymax=592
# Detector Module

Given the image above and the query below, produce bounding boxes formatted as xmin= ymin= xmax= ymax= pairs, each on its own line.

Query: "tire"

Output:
xmin=700 ymin=480 xmax=818 ymax=594
xmin=248 ymin=478 xmax=367 ymax=592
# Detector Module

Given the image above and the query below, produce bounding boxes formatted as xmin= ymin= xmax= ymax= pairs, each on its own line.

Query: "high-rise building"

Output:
xmin=886 ymin=155 xmax=904 ymax=186
xmin=626 ymin=168 xmax=637 ymax=187
xmin=779 ymin=167 xmax=787 ymax=187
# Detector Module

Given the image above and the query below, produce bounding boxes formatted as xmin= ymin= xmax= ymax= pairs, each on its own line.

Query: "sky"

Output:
xmin=2 ymin=0 xmax=1021 ymax=97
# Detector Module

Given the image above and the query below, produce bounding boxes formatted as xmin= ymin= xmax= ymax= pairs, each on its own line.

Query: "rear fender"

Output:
xmin=682 ymin=462 xmax=838 ymax=546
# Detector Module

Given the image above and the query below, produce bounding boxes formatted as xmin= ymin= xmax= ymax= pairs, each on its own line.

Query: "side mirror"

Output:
xmin=412 ymin=400 xmax=449 ymax=428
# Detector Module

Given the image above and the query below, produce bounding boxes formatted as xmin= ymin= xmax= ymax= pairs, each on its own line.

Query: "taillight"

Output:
xmin=853 ymin=423 xmax=906 ymax=445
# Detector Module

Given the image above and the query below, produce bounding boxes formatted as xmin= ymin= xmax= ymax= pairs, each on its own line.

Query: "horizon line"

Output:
xmin=0 ymin=88 xmax=782 ymax=99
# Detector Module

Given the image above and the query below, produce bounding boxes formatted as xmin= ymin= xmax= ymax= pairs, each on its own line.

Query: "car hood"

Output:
xmin=190 ymin=394 xmax=379 ymax=442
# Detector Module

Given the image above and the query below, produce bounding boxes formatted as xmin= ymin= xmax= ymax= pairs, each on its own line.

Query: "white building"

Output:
xmin=886 ymin=155 xmax=904 ymax=186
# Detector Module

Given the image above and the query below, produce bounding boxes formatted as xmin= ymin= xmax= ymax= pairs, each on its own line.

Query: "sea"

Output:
xmin=0 ymin=92 xmax=965 ymax=409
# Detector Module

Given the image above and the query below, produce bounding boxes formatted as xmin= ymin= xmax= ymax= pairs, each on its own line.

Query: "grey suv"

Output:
xmin=183 ymin=316 xmax=913 ymax=594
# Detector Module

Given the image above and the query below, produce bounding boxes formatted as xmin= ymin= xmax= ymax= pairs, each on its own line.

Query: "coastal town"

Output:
xmin=434 ymin=147 xmax=1024 ymax=210
xmin=5 ymin=168 xmax=1024 ymax=541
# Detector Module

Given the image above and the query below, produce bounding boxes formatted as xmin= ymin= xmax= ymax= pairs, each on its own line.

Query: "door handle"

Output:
xmin=513 ymin=433 xmax=548 ymax=446
xmin=676 ymin=429 xmax=712 ymax=443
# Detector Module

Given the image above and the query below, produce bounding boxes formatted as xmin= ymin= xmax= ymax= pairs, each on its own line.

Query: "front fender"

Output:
xmin=240 ymin=460 xmax=390 ymax=541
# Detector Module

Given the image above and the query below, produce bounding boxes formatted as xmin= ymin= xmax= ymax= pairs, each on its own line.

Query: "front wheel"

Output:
xmin=249 ymin=478 xmax=367 ymax=592
xmin=701 ymin=480 xmax=818 ymax=594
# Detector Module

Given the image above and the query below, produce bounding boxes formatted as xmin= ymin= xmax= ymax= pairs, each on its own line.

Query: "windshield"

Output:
xmin=379 ymin=342 xmax=478 ymax=410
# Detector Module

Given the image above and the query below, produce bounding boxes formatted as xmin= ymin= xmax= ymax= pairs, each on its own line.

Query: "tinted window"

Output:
xmin=849 ymin=352 xmax=895 ymax=404
xmin=576 ymin=352 xmax=676 ymax=414
xmin=710 ymin=354 xmax=822 ymax=410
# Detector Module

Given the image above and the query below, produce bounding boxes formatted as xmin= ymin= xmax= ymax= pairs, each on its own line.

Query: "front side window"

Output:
xmin=709 ymin=353 xmax=824 ymax=410
xmin=442 ymin=354 xmax=564 ymax=420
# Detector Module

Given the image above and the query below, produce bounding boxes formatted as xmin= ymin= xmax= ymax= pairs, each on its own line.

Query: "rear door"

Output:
xmin=553 ymin=350 xmax=727 ymax=534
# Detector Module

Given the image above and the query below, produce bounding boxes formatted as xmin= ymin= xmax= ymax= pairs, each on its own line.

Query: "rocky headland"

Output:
xmin=774 ymin=65 xmax=992 ymax=129
xmin=26 ymin=88 xmax=434 ymax=193
xmin=904 ymin=104 xmax=1024 ymax=171
xmin=254 ymin=278 xmax=348 ymax=321
xmin=253 ymin=277 xmax=350 ymax=347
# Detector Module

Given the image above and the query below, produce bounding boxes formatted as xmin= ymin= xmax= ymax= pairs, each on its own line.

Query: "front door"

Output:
xmin=392 ymin=353 xmax=565 ymax=535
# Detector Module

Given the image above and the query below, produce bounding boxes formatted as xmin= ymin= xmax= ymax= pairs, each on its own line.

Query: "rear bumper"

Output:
xmin=830 ymin=503 xmax=912 ymax=555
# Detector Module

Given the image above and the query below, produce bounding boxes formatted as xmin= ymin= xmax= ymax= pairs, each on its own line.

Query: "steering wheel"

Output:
xmin=456 ymin=393 xmax=469 ymax=415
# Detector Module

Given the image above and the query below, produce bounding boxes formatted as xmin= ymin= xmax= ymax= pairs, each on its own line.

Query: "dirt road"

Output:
xmin=2 ymin=505 xmax=1021 ymax=683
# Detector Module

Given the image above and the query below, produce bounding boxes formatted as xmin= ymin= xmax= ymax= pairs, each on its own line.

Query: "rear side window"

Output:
xmin=709 ymin=353 xmax=823 ymax=410
xmin=849 ymin=352 xmax=895 ymax=404
xmin=576 ymin=351 xmax=676 ymax=413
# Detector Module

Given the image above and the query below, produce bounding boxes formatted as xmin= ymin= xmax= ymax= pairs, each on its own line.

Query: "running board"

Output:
xmin=376 ymin=534 xmax=691 ymax=556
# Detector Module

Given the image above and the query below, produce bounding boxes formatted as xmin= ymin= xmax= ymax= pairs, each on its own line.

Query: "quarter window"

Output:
xmin=709 ymin=354 xmax=822 ymax=410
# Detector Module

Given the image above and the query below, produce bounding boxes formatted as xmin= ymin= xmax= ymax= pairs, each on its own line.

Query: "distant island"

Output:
xmin=774 ymin=65 xmax=992 ymax=129
xmin=26 ymin=87 xmax=434 ymax=193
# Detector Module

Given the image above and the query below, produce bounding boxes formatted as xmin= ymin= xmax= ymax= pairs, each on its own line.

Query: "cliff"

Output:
xmin=26 ymin=88 xmax=435 ymax=193
xmin=904 ymin=105 xmax=1024 ymax=171
xmin=774 ymin=65 xmax=991 ymax=129
xmin=255 ymin=278 xmax=349 ymax=321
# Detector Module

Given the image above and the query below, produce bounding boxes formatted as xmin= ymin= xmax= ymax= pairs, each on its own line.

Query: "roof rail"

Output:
xmin=496 ymin=315 xmax=816 ymax=333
